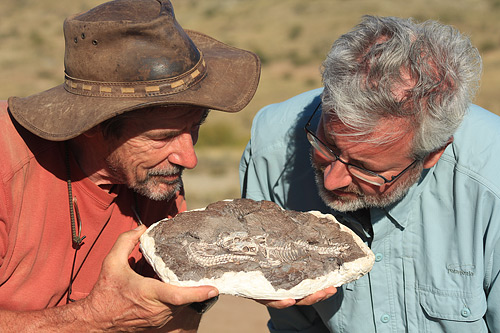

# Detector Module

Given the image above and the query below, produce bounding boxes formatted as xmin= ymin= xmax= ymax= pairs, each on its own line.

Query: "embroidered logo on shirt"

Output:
xmin=446 ymin=264 xmax=475 ymax=276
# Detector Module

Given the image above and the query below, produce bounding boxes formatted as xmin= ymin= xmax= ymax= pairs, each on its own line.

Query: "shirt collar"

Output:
xmin=370 ymin=167 xmax=433 ymax=229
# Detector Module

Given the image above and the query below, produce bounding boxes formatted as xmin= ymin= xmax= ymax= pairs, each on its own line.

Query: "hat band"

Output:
xmin=64 ymin=52 xmax=207 ymax=98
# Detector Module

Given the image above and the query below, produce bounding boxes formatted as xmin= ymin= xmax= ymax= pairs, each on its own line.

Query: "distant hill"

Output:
xmin=1 ymin=0 xmax=499 ymax=147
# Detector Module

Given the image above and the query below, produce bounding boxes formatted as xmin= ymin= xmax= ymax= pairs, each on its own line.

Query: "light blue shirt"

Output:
xmin=239 ymin=88 xmax=500 ymax=332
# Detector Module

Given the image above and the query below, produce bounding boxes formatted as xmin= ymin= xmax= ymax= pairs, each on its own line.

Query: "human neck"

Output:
xmin=66 ymin=134 xmax=118 ymax=187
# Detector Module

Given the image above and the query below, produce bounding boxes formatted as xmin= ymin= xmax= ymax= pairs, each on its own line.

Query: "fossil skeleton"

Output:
xmin=186 ymin=231 xmax=351 ymax=268
xmin=140 ymin=198 xmax=375 ymax=297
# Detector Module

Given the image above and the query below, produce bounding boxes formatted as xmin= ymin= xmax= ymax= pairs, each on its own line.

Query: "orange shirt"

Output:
xmin=0 ymin=101 xmax=186 ymax=310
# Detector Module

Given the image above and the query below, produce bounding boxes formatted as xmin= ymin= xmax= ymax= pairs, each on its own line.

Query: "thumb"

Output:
xmin=107 ymin=224 xmax=147 ymax=263
xmin=153 ymin=284 xmax=220 ymax=306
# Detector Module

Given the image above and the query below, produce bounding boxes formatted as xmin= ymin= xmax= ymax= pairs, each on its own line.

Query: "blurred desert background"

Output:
xmin=1 ymin=0 xmax=499 ymax=331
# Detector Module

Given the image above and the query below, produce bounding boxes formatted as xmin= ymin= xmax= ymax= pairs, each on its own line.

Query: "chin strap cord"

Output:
xmin=65 ymin=142 xmax=86 ymax=247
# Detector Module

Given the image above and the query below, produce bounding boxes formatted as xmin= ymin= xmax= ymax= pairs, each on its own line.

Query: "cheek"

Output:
xmin=359 ymin=184 xmax=383 ymax=195
xmin=135 ymin=144 xmax=171 ymax=169
xmin=359 ymin=180 xmax=396 ymax=196
xmin=145 ymin=142 xmax=173 ymax=168
xmin=115 ymin=140 xmax=167 ymax=170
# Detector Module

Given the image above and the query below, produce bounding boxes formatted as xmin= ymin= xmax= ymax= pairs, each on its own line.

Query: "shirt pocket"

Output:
xmin=417 ymin=286 xmax=488 ymax=332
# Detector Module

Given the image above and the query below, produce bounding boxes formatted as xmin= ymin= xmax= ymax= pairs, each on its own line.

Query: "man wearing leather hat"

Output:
xmin=0 ymin=0 xmax=259 ymax=331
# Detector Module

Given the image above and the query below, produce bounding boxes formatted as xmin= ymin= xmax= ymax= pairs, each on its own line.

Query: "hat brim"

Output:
xmin=8 ymin=30 xmax=261 ymax=141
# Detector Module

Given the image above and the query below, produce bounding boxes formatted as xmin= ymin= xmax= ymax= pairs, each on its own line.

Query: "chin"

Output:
xmin=316 ymin=177 xmax=417 ymax=213
xmin=318 ymin=187 xmax=368 ymax=212
xmin=133 ymin=182 xmax=181 ymax=201
xmin=141 ymin=190 xmax=177 ymax=201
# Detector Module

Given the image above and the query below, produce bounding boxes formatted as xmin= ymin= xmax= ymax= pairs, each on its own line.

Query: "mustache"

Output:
xmin=147 ymin=166 xmax=183 ymax=177
xmin=312 ymin=166 xmax=364 ymax=197
xmin=138 ymin=166 xmax=184 ymax=186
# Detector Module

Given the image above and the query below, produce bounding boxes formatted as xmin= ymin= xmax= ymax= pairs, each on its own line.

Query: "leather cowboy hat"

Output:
xmin=8 ymin=0 xmax=260 ymax=141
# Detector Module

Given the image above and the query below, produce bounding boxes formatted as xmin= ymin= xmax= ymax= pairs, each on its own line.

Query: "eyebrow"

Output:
xmin=198 ymin=109 xmax=210 ymax=126
xmin=157 ymin=109 xmax=210 ymax=138
xmin=319 ymin=123 xmax=386 ymax=171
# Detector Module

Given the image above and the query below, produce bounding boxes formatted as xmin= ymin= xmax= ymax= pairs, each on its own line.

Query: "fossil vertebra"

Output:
xmin=186 ymin=231 xmax=350 ymax=268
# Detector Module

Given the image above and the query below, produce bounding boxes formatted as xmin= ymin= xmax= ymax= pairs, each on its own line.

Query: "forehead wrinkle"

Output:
xmin=323 ymin=113 xmax=415 ymax=163
xmin=323 ymin=109 xmax=413 ymax=146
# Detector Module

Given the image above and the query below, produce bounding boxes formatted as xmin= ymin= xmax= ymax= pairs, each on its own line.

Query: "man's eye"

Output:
xmin=326 ymin=142 xmax=341 ymax=155
xmin=149 ymin=134 xmax=175 ymax=141
xmin=312 ymin=150 xmax=334 ymax=164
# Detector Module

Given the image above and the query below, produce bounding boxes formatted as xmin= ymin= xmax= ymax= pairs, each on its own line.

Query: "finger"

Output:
xmin=110 ymin=225 xmax=147 ymax=258
xmin=104 ymin=225 xmax=147 ymax=268
xmin=254 ymin=286 xmax=338 ymax=309
xmin=153 ymin=284 xmax=219 ymax=306
xmin=257 ymin=298 xmax=296 ymax=309
xmin=295 ymin=286 xmax=337 ymax=306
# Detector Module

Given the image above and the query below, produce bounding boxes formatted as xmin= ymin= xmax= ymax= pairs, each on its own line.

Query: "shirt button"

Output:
xmin=375 ymin=253 xmax=383 ymax=262
xmin=461 ymin=307 xmax=471 ymax=318
xmin=380 ymin=314 xmax=390 ymax=323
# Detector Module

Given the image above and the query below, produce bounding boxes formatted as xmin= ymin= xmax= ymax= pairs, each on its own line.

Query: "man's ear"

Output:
xmin=422 ymin=136 xmax=454 ymax=169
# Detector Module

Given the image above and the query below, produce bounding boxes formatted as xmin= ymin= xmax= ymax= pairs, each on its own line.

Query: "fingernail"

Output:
xmin=208 ymin=289 xmax=218 ymax=299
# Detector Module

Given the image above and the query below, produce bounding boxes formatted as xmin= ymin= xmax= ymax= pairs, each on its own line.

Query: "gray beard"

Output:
xmin=132 ymin=167 xmax=184 ymax=201
xmin=313 ymin=162 xmax=422 ymax=212
xmin=106 ymin=156 xmax=184 ymax=201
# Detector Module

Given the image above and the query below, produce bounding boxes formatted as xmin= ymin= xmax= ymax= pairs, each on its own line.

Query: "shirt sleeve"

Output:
xmin=485 ymin=216 xmax=500 ymax=331
xmin=0 ymin=102 xmax=9 ymax=267
xmin=0 ymin=178 xmax=8 ymax=267
xmin=239 ymin=140 xmax=273 ymax=202
xmin=267 ymin=306 xmax=330 ymax=333
xmin=0 ymin=221 xmax=6 ymax=267
xmin=238 ymin=107 xmax=291 ymax=207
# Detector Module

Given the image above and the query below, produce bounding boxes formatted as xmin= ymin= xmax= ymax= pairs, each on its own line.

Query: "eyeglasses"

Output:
xmin=304 ymin=102 xmax=418 ymax=186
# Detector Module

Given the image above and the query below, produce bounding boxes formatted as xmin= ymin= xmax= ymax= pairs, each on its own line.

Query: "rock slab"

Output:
xmin=140 ymin=199 xmax=374 ymax=299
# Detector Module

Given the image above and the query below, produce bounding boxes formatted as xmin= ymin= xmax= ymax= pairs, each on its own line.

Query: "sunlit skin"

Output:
xmin=70 ymin=106 xmax=208 ymax=201
xmin=104 ymin=106 xmax=208 ymax=201
xmin=311 ymin=112 xmax=425 ymax=212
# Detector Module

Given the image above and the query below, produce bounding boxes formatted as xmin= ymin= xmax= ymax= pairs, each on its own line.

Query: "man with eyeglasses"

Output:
xmin=240 ymin=16 xmax=500 ymax=332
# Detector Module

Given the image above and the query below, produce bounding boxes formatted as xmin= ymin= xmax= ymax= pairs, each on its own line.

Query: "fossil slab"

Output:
xmin=140 ymin=199 xmax=374 ymax=299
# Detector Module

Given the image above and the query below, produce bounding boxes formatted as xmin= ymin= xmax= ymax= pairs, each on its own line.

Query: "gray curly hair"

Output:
xmin=321 ymin=15 xmax=482 ymax=159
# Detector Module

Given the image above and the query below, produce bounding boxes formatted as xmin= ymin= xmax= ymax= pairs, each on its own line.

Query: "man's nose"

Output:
xmin=323 ymin=161 xmax=352 ymax=190
xmin=167 ymin=132 xmax=198 ymax=169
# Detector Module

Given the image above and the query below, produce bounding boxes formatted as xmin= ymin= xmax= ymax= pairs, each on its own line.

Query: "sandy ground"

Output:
xmin=198 ymin=295 xmax=270 ymax=333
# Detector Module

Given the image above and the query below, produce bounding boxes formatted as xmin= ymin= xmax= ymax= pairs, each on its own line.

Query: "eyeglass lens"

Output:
xmin=306 ymin=131 xmax=386 ymax=186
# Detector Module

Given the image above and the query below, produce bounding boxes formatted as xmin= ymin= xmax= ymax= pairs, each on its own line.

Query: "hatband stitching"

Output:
xmin=64 ymin=51 xmax=206 ymax=98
